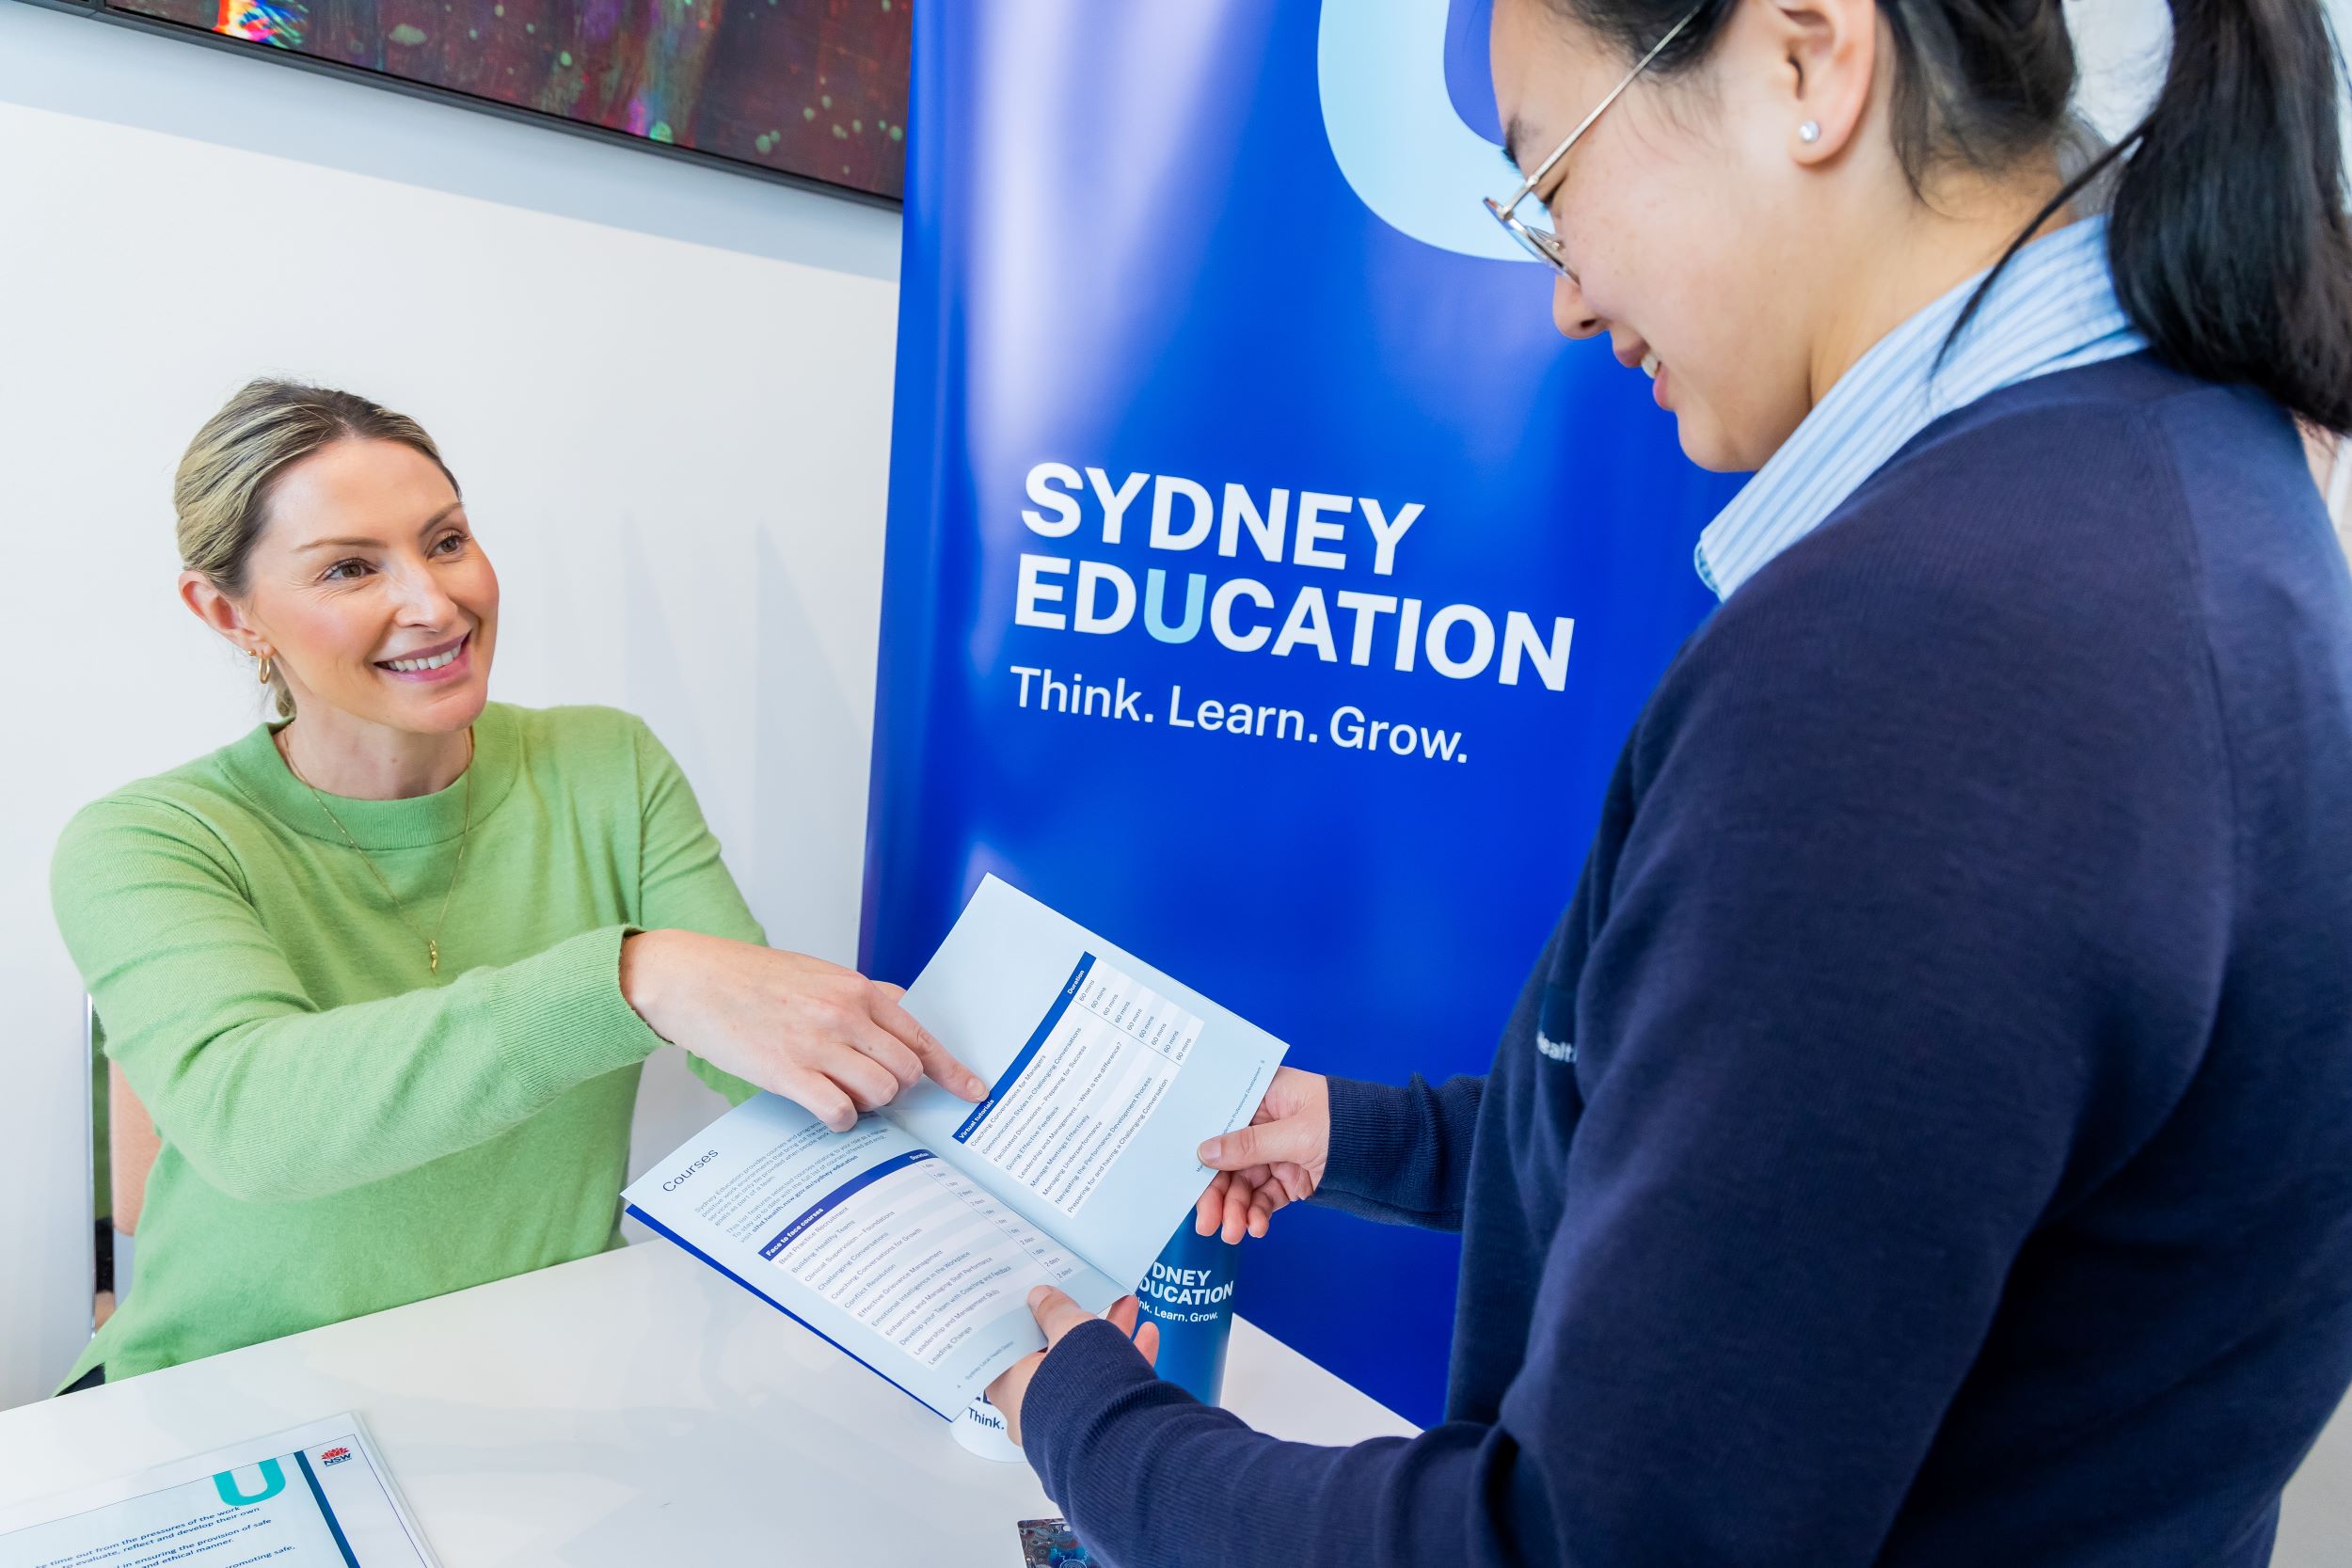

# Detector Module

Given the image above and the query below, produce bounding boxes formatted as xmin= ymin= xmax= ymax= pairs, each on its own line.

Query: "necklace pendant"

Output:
xmin=428 ymin=940 xmax=439 ymax=975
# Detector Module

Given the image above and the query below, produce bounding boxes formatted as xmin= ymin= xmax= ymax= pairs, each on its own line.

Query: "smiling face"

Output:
xmin=222 ymin=438 xmax=498 ymax=736
xmin=1489 ymin=0 xmax=1852 ymax=471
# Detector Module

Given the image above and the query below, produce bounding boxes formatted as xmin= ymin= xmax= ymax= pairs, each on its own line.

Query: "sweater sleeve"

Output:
xmin=52 ymin=797 xmax=666 ymax=1206
xmin=628 ymin=717 xmax=767 ymax=1107
xmin=1311 ymin=1073 xmax=1484 ymax=1228
xmin=1312 ymin=921 xmax=1554 ymax=1227
xmin=1019 ymin=510 xmax=2233 ymax=1566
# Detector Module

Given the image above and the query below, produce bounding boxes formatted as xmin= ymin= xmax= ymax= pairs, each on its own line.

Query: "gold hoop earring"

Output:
xmin=256 ymin=651 xmax=275 ymax=686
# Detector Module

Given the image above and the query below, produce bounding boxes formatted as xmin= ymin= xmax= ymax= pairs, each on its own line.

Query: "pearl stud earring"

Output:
xmin=1799 ymin=120 xmax=1821 ymax=144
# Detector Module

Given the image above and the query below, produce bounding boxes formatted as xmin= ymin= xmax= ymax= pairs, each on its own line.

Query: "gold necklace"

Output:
xmin=280 ymin=727 xmax=475 ymax=975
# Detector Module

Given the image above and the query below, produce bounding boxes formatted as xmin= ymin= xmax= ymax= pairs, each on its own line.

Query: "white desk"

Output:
xmin=0 ymin=1241 xmax=1414 ymax=1564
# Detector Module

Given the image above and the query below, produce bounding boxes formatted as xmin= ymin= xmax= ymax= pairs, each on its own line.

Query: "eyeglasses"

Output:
xmin=1483 ymin=4 xmax=1705 ymax=283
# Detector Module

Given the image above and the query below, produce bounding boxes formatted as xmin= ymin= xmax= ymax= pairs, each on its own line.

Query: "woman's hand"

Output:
xmin=619 ymin=929 xmax=987 ymax=1131
xmin=985 ymin=1287 xmax=1160 ymax=1448
xmin=1194 ymin=1066 xmax=1330 ymax=1243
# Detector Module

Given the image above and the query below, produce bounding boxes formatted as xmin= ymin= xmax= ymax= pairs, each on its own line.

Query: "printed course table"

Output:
xmin=0 ymin=1241 xmax=1415 ymax=1565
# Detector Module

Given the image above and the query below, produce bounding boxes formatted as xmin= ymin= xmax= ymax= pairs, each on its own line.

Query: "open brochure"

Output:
xmin=624 ymin=875 xmax=1288 ymax=1420
xmin=0 ymin=1413 xmax=435 ymax=1567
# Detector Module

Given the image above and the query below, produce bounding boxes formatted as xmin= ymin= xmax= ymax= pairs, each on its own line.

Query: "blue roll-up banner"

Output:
xmin=862 ymin=0 xmax=1741 ymax=1423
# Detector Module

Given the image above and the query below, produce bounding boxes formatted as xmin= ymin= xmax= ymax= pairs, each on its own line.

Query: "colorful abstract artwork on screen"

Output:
xmin=110 ymin=0 xmax=911 ymax=199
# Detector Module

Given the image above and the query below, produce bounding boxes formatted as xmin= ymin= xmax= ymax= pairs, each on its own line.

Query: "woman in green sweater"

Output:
xmin=51 ymin=379 xmax=983 ymax=1390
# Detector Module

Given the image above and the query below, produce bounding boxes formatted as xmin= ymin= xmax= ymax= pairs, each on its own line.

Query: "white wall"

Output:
xmin=0 ymin=0 xmax=899 ymax=1409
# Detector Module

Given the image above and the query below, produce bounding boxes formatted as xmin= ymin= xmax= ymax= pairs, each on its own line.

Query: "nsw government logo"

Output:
xmin=319 ymin=1447 xmax=352 ymax=1467
xmin=1535 ymin=1031 xmax=1575 ymax=1064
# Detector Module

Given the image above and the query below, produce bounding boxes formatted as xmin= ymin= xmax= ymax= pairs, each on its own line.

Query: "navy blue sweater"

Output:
xmin=1023 ymin=355 xmax=2352 ymax=1567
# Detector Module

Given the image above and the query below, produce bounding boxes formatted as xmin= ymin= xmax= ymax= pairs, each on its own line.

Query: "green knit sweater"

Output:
xmin=50 ymin=702 xmax=760 ymax=1386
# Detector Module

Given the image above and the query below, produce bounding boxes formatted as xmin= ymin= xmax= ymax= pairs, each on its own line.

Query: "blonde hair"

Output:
xmin=174 ymin=379 xmax=461 ymax=720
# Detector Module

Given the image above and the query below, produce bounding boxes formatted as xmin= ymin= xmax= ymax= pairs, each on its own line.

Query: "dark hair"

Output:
xmin=1541 ymin=0 xmax=2352 ymax=434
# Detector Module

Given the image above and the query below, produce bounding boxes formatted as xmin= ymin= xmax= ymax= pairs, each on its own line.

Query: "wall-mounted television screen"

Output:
xmin=87 ymin=0 xmax=911 ymax=203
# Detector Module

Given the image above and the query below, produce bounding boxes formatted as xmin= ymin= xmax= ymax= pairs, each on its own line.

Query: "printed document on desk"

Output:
xmin=624 ymin=875 xmax=1288 ymax=1419
xmin=0 ymin=1413 xmax=434 ymax=1568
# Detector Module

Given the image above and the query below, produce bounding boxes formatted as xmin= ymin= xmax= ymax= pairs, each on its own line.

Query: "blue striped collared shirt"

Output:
xmin=1695 ymin=215 xmax=2148 ymax=600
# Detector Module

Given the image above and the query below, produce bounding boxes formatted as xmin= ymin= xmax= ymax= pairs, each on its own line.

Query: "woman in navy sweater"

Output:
xmin=986 ymin=1 xmax=2352 ymax=1562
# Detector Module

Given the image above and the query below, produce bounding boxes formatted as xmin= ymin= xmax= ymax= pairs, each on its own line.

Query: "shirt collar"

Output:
xmin=221 ymin=700 xmax=521 ymax=850
xmin=1694 ymin=215 xmax=2147 ymax=601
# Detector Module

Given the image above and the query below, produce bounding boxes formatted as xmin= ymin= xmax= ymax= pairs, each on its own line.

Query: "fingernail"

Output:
xmin=1198 ymin=1137 xmax=1221 ymax=1163
xmin=1027 ymin=1285 xmax=1049 ymax=1307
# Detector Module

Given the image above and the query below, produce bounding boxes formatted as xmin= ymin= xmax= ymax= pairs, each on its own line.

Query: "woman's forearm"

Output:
xmin=1311 ymin=1072 xmax=1486 ymax=1228
xmin=114 ymin=924 xmax=660 ymax=1202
